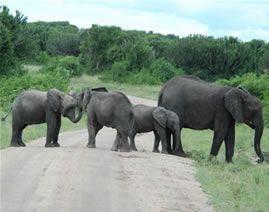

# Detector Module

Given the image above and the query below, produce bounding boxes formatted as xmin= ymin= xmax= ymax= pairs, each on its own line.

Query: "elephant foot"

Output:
xmin=119 ymin=147 xmax=130 ymax=152
xmin=19 ymin=142 xmax=26 ymax=147
xmin=130 ymin=146 xmax=137 ymax=151
xmin=111 ymin=146 xmax=119 ymax=151
xmin=153 ymin=148 xmax=160 ymax=153
xmin=87 ymin=143 xmax=96 ymax=148
xmin=53 ymin=143 xmax=60 ymax=147
xmin=10 ymin=142 xmax=23 ymax=147
xmin=161 ymin=149 xmax=168 ymax=154
xmin=172 ymin=150 xmax=186 ymax=157
xmin=45 ymin=143 xmax=57 ymax=147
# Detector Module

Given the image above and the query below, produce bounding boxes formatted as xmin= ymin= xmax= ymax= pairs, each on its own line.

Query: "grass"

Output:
xmin=71 ymin=75 xmax=161 ymax=101
xmin=1 ymin=74 xmax=269 ymax=212
xmin=181 ymin=126 xmax=269 ymax=212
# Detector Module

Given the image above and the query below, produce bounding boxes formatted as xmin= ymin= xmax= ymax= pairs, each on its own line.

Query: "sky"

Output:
xmin=1 ymin=0 xmax=269 ymax=42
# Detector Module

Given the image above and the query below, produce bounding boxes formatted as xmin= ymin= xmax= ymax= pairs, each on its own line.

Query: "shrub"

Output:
xmin=40 ymin=56 xmax=82 ymax=77
xmin=0 ymin=71 xmax=70 ymax=112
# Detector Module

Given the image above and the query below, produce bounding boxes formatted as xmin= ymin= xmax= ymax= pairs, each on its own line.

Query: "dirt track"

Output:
xmin=1 ymin=96 xmax=214 ymax=212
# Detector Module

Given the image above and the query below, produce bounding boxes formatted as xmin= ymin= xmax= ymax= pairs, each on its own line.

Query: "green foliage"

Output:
xmin=46 ymin=31 xmax=80 ymax=56
xmin=0 ymin=71 xmax=70 ymax=112
xmin=40 ymin=56 xmax=82 ymax=77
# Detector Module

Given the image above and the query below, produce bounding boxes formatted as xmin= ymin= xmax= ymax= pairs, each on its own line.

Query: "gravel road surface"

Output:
xmin=1 ymin=96 xmax=214 ymax=212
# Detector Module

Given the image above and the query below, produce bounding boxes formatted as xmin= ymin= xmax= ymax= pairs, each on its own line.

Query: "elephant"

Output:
xmin=129 ymin=104 xmax=185 ymax=156
xmin=72 ymin=88 xmax=134 ymax=152
xmin=157 ymin=75 xmax=264 ymax=163
xmin=1 ymin=89 xmax=83 ymax=147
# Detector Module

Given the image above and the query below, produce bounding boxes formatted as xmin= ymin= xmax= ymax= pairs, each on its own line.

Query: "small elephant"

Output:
xmin=129 ymin=104 xmax=185 ymax=156
xmin=72 ymin=88 xmax=134 ymax=152
xmin=1 ymin=89 xmax=83 ymax=147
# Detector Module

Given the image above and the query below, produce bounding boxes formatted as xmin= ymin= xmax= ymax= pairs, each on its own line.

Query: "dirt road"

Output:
xmin=1 ymin=96 xmax=214 ymax=212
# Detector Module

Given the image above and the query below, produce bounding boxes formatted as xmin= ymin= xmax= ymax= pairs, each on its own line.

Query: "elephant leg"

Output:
xmin=129 ymin=133 xmax=137 ymax=151
xmin=17 ymin=125 xmax=27 ymax=146
xmin=45 ymin=114 xmax=57 ymax=147
xmin=153 ymin=131 xmax=160 ymax=153
xmin=210 ymin=122 xmax=228 ymax=160
xmin=11 ymin=125 xmax=26 ymax=147
xmin=166 ymin=129 xmax=172 ymax=154
xmin=111 ymin=132 xmax=121 ymax=151
xmin=119 ymin=134 xmax=130 ymax=152
xmin=155 ymin=126 xmax=168 ymax=154
xmin=224 ymin=123 xmax=235 ymax=163
xmin=52 ymin=115 xmax=61 ymax=147
xmin=116 ymin=128 xmax=130 ymax=152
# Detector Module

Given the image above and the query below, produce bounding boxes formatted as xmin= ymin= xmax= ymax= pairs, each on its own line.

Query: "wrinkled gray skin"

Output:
xmin=129 ymin=104 xmax=185 ymax=157
xmin=1 ymin=89 xmax=83 ymax=147
xmin=72 ymin=88 xmax=134 ymax=152
xmin=158 ymin=75 xmax=264 ymax=163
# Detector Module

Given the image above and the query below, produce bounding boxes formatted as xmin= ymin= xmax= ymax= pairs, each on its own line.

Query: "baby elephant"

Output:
xmin=129 ymin=104 xmax=185 ymax=156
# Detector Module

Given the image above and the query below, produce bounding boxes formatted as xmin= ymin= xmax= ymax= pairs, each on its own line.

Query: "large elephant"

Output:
xmin=72 ymin=88 xmax=134 ymax=152
xmin=157 ymin=75 xmax=264 ymax=163
xmin=129 ymin=104 xmax=185 ymax=156
xmin=1 ymin=89 xmax=83 ymax=147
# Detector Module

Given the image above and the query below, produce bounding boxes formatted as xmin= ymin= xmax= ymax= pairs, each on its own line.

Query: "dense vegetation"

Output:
xmin=0 ymin=5 xmax=269 ymax=126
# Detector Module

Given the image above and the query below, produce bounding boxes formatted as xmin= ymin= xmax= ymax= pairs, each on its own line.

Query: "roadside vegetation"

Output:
xmin=1 ymin=6 xmax=269 ymax=212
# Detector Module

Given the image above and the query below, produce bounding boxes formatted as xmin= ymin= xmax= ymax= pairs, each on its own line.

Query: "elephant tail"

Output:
xmin=1 ymin=105 xmax=12 ymax=121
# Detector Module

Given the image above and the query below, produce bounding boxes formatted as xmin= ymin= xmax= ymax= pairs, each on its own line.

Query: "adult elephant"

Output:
xmin=72 ymin=88 xmax=134 ymax=152
xmin=2 ymin=89 xmax=83 ymax=147
xmin=157 ymin=75 xmax=264 ymax=163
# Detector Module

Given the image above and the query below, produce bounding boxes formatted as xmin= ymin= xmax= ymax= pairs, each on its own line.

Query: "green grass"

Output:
xmin=181 ymin=126 xmax=269 ymax=212
xmin=1 ymin=74 xmax=269 ymax=212
xmin=71 ymin=75 xmax=161 ymax=101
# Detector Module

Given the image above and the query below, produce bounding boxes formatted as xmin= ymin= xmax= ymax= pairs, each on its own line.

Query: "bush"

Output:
xmin=0 ymin=71 xmax=70 ymax=112
xmin=40 ymin=56 xmax=82 ymax=77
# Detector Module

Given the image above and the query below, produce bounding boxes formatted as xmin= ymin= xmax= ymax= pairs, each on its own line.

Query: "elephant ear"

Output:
xmin=224 ymin=88 xmax=244 ymax=123
xmin=69 ymin=90 xmax=78 ymax=100
xmin=47 ymin=89 xmax=62 ymax=112
xmin=153 ymin=107 xmax=167 ymax=128
xmin=82 ymin=88 xmax=92 ymax=110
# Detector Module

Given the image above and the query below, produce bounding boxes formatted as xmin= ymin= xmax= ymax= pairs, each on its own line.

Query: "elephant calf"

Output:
xmin=1 ymin=89 xmax=82 ymax=147
xmin=129 ymin=104 xmax=185 ymax=156
xmin=73 ymin=88 xmax=134 ymax=152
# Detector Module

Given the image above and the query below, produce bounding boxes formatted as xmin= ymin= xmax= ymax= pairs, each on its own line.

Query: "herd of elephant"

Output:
xmin=2 ymin=75 xmax=265 ymax=163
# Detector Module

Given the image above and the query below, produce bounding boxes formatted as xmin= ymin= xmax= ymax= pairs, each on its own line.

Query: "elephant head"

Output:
xmin=47 ymin=88 xmax=83 ymax=123
xmin=225 ymin=87 xmax=264 ymax=162
xmin=72 ymin=87 xmax=109 ymax=111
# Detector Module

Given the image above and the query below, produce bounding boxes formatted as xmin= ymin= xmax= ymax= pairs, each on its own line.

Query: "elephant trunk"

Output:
xmin=71 ymin=108 xmax=83 ymax=123
xmin=254 ymin=121 xmax=264 ymax=163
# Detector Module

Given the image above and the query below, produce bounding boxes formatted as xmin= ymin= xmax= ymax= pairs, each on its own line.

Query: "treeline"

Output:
xmin=1 ymin=6 xmax=269 ymax=125
xmin=1 ymin=6 xmax=269 ymax=81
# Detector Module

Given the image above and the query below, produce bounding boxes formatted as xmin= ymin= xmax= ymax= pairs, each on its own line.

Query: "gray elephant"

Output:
xmin=157 ymin=75 xmax=264 ymax=163
xmin=1 ymin=89 xmax=83 ymax=147
xmin=129 ymin=104 xmax=185 ymax=156
xmin=72 ymin=88 xmax=134 ymax=152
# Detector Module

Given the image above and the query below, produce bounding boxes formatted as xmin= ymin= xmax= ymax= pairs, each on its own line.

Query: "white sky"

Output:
xmin=1 ymin=0 xmax=269 ymax=41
